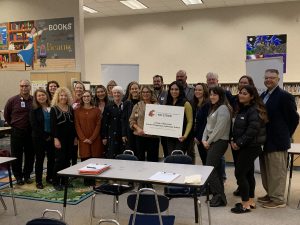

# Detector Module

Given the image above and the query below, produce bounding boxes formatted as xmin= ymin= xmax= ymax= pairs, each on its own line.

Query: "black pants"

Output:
xmin=71 ymin=145 xmax=78 ymax=165
xmin=53 ymin=137 xmax=73 ymax=186
xmin=106 ymin=139 xmax=124 ymax=159
xmin=206 ymin=139 xmax=228 ymax=200
xmin=33 ymin=137 xmax=55 ymax=183
xmin=235 ymin=146 xmax=261 ymax=201
xmin=135 ymin=136 xmax=159 ymax=162
xmin=160 ymin=136 xmax=169 ymax=158
xmin=197 ymin=142 xmax=207 ymax=165
xmin=10 ymin=127 xmax=34 ymax=180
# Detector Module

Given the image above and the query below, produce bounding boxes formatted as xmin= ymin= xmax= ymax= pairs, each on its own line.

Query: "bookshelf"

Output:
xmin=0 ymin=21 xmax=35 ymax=64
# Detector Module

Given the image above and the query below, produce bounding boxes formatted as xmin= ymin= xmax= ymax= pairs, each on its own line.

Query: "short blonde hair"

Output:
xmin=51 ymin=87 xmax=73 ymax=106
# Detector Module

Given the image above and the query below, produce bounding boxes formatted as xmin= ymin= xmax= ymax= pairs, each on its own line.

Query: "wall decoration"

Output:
xmin=0 ymin=17 xmax=75 ymax=71
xmin=246 ymin=34 xmax=287 ymax=73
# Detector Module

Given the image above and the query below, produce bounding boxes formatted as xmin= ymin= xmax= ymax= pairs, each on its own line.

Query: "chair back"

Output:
xmin=98 ymin=219 xmax=120 ymax=225
xmin=115 ymin=150 xmax=138 ymax=161
xmin=26 ymin=209 xmax=66 ymax=225
xmin=164 ymin=154 xmax=192 ymax=165
xmin=127 ymin=190 xmax=169 ymax=213
xmin=170 ymin=150 xmax=184 ymax=155
xmin=127 ymin=188 xmax=173 ymax=225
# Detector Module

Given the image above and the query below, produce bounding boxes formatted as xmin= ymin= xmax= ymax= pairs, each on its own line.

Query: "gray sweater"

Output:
xmin=202 ymin=104 xmax=231 ymax=144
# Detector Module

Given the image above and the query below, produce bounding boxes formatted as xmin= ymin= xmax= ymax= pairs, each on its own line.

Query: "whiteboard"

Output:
xmin=246 ymin=57 xmax=283 ymax=94
xmin=101 ymin=64 xmax=139 ymax=90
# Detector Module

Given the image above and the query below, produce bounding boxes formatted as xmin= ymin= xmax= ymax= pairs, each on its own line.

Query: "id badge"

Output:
xmin=21 ymin=101 xmax=25 ymax=108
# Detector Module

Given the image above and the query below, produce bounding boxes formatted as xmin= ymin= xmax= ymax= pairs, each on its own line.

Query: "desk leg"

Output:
xmin=62 ymin=178 xmax=69 ymax=221
xmin=7 ymin=163 xmax=17 ymax=215
xmin=193 ymin=189 xmax=198 ymax=223
xmin=287 ymin=153 xmax=294 ymax=206
xmin=206 ymin=183 xmax=211 ymax=225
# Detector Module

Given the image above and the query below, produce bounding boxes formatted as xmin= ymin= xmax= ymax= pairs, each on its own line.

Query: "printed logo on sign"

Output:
xmin=148 ymin=110 xmax=155 ymax=117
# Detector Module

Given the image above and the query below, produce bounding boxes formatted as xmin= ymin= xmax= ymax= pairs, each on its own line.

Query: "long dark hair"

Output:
xmin=32 ymin=88 xmax=51 ymax=109
xmin=238 ymin=75 xmax=255 ymax=90
xmin=209 ymin=86 xmax=232 ymax=115
xmin=193 ymin=83 xmax=209 ymax=108
xmin=46 ymin=80 xmax=59 ymax=100
xmin=239 ymin=85 xmax=268 ymax=123
xmin=94 ymin=85 xmax=108 ymax=106
xmin=166 ymin=81 xmax=186 ymax=105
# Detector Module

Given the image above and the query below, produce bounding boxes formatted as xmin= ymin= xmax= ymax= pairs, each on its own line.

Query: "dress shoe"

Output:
xmin=262 ymin=201 xmax=286 ymax=209
xmin=231 ymin=203 xmax=251 ymax=214
xmin=257 ymin=195 xmax=270 ymax=203
xmin=36 ymin=182 xmax=44 ymax=189
xmin=233 ymin=188 xmax=240 ymax=196
xmin=16 ymin=179 xmax=24 ymax=185
xmin=24 ymin=178 xmax=33 ymax=184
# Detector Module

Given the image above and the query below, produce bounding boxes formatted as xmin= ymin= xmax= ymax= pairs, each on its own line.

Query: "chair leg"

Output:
xmin=0 ymin=196 xmax=7 ymax=210
xmin=90 ymin=194 xmax=96 ymax=225
xmin=297 ymin=200 xmax=300 ymax=209
xmin=113 ymin=195 xmax=116 ymax=214
xmin=115 ymin=196 xmax=119 ymax=221
xmin=193 ymin=196 xmax=198 ymax=223
xmin=198 ymin=199 xmax=202 ymax=225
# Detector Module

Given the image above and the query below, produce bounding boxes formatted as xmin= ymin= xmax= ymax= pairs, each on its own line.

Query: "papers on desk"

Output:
xmin=148 ymin=171 xmax=180 ymax=183
xmin=184 ymin=175 xmax=202 ymax=185
xmin=78 ymin=163 xmax=111 ymax=175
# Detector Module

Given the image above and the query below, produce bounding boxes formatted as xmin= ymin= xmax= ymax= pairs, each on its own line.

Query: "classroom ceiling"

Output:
xmin=83 ymin=0 xmax=300 ymax=18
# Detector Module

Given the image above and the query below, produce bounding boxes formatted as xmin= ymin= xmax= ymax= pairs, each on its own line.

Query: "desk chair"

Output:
xmin=127 ymin=188 xmax=175 ymax=225
xmin=26 ymin=209 xmax=66 ymax=225
xmin=164 ymin=150 xmax=202 ymax=224
xmin=90 ymin=150 xmax=138 ymax=224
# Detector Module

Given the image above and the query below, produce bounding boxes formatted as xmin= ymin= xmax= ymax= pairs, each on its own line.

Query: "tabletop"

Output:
xmin=0 ymin=157 xmax=16 ymax=164
xmin=58 ymin=158 xmax=213 ymax=187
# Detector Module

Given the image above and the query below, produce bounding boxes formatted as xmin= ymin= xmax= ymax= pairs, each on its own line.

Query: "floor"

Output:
xmin=0 ymin=138 xmax=299 ymax=225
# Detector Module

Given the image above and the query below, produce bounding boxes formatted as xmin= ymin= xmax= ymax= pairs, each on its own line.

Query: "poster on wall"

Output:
xmin=0 ymin=17 xmax=75 ymax=71
xmin=246 ymin=34 xmax=287 ymax=73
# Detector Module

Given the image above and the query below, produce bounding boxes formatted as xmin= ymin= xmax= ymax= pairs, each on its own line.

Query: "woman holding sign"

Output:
xmin=202 ymin=86 xmax=232 ymax=207
xmin=165 ymin=81 xmax=193 ymax=155
xmin=129 ymin=85 xmax=159 ymax=162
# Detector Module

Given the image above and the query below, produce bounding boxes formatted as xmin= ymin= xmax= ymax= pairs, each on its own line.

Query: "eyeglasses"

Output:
xmin=264 ymin=76 xmax=278 ymax=80
xmin=20 ymin=85 xmax=29 ymax=88
xmin=142 ymin=91 xmax=150 ymax=94
xmin=82 ymin=95 xmax=91 ymax=98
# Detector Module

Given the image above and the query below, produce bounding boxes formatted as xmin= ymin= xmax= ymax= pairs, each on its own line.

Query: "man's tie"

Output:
xmin=263 ymin=92 xmax=270 ymax=104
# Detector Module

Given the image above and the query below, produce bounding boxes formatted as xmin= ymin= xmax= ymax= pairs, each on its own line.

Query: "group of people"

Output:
xmin=3 ymin=68 xmax=299 ymax=214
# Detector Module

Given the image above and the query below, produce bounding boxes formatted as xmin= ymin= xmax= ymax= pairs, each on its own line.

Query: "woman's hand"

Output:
xmin=83 ymin=139 xmax=92 ymax=144
xmin=102 ymin=139 xmax=107 ymax=145
xmin=231 ymin=142 xmax=240 ymax=150
xmin=202 ymin=141 xmax=210 ymax=150
xmin=178 ymin=136 xmax=186 ymax=142
xmin=54 ymin=138 xmax=61 ymax=149
xmin=74 ymin=137 xmax=78 ymax=146
xmin=122 ymin=136 xmax=128 ymax=143
xmin=136 ymin=127 xmax=145 ymax=136
xmin=194 ymin=138 xmax=200 ymax=145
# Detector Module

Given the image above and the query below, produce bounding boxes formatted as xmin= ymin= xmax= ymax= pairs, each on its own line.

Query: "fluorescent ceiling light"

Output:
xmin=83 ymin=5 xmax=98 ymax=14
xmin=120 ymin=0 xmax=147 ymax=9
xmin=182 ymin=0 xmax=203 ymax=5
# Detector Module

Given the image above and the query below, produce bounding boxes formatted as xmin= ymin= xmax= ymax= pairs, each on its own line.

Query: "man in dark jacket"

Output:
xmin=259 ymin=69 xmax=299 ymax=208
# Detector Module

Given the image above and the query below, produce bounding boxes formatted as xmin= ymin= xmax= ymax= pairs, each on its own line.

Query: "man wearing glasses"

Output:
xmin=258 ymin=69 xmax=299 ymax=208
xmin=4 ymin=80 xmax=34 ymax=185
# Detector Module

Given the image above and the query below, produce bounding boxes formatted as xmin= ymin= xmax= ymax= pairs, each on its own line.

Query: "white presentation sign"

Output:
xmin=143 ymin=104 xmax=184 ymax=138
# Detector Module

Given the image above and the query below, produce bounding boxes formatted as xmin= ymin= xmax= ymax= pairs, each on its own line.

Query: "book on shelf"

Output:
xmin=78 ymin=163 xmax=111 ymax=175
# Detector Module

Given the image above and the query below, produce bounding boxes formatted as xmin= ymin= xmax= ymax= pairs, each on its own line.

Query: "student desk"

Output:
xmin=0 ymin=127 xmax=11 ymax=136
xmin=287 ymin=143 xmax=300 ymax=207
xmin=0 ymin=157 xmax=17 ymax=215
xmin=58 ymin=158 xmax=214 ymax=224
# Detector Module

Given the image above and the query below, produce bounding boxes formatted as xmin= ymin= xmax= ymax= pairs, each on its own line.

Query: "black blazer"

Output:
xmin=30 ymin=107 xmax=51 ymax=140
xmin=261 ymin=86 xmax=299 ymax=152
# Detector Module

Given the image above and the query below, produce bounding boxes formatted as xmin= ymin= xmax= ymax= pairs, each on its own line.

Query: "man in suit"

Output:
xmin=259 ymin=69 xmax=299 ymax=208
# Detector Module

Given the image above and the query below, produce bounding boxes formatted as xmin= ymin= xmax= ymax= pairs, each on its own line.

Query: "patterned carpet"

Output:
xmin=0 ymin=176 xmax=94 ymax=205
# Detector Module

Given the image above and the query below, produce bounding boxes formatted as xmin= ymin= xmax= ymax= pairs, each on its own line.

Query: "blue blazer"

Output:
xmin=261 ymin=86 xmax=299 ymax=152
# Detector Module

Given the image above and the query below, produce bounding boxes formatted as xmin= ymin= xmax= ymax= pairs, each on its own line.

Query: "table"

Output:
xmin=287 ymin=143 xmax=300 ymax=207
xmin=0 ymin=127 xmax=11 ymax=136
xmin=58 ymin=158 xmax=214 ymax=224
xmin=0 ymin=157 xmax=17 ymax=215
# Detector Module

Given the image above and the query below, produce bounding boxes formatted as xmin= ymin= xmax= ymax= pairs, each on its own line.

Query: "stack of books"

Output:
xmin=78 ymin=163 xmax=111 ymax=175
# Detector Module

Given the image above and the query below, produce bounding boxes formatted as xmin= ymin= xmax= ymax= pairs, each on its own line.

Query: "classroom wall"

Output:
xmin=0 ymin=0 xmax=83 ymax=109
xmin=84 ymin=1 xmax=300 ymax=85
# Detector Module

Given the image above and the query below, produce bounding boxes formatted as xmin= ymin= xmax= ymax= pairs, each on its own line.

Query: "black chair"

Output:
xmin=90 ymin=150 xmax=138 ymax=224
xmin=164 ymin=150 xmax=202 ymax=224
xmin=26 ymin=209 xmax=66 ymax=225
xmin=127 ymin=188 xmax=175 ymax=225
